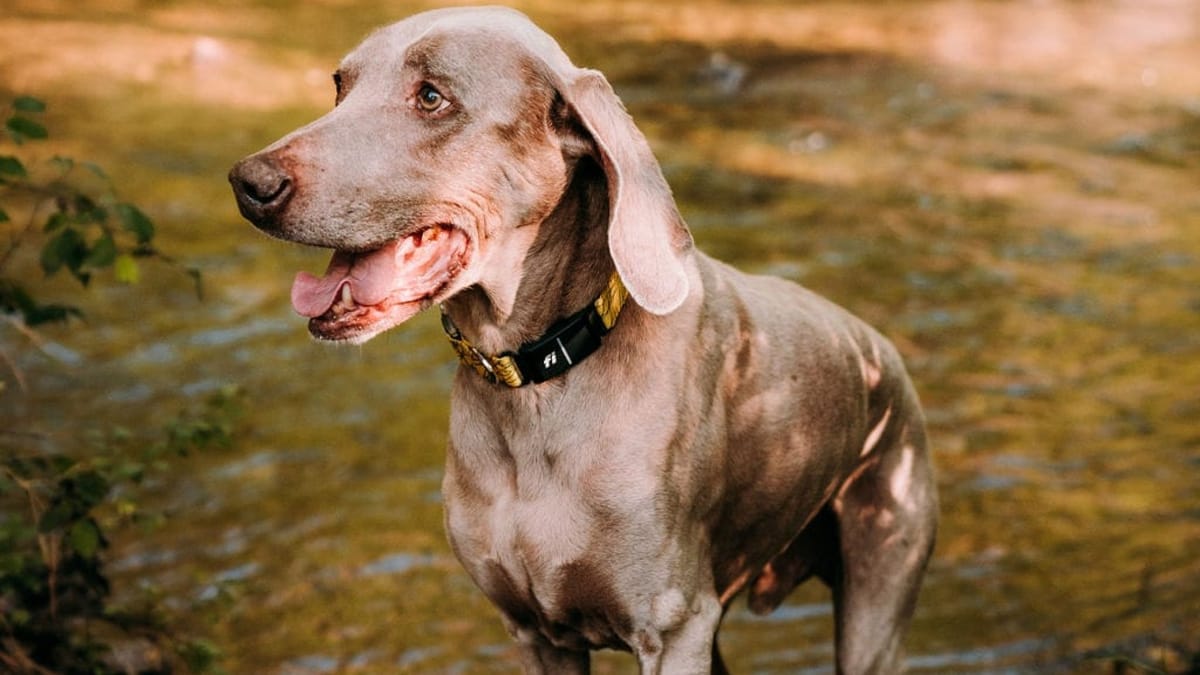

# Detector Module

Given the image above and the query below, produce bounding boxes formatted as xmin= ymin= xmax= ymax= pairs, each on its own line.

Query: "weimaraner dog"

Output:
xmin=230 ymin=6 xmax=937 ymax=673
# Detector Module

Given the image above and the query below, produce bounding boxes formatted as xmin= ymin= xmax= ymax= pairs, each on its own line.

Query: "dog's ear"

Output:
xmin=557 ymin=69 xmax=692 ymax=316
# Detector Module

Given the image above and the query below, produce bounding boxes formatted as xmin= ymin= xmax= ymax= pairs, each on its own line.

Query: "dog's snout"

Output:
xmin=229 ymin=155 xmax=294 ymax=229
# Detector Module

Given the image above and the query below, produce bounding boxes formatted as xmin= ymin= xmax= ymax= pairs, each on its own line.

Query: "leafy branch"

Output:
xmin=0 ymin=95 xmax=228 ymax=674
xmin=0 ymin=95 xmax=201 ymax=336
xmin=1 ymin=386 xmax=242 ymax=674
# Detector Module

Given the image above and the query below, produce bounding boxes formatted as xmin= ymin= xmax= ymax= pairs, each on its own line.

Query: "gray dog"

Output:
xmin=230 ymin=7 xmax=937 ymax=674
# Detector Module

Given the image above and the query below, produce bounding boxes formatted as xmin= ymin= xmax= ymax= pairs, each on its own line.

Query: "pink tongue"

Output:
xmin=291 ymin=241 xmax=403 ymax=318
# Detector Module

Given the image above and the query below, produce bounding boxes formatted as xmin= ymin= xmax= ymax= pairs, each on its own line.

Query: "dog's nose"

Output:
xmin=229 ymin=155 xmax=294 ymax=229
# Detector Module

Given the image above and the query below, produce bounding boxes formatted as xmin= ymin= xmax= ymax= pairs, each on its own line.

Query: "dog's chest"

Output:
xmin=471 ymin=489 xmax=638 ymax=651
xmin=445 ymin=390 xmax=677 ymax=650
xmin=445 ymin=438 xmax=662 ymax=651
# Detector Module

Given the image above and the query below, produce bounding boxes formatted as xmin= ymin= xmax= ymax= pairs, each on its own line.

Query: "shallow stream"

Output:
xmin=2 ymin=1 xmax=1198 ymax=672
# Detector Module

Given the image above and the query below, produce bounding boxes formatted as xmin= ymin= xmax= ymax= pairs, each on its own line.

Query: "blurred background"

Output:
xmin=2 ymin=0 xmax=1198 ymax=673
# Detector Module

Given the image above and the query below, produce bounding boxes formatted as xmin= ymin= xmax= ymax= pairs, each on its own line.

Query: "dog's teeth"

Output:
xmin=328 ymin=285 xmax=355 ymax=317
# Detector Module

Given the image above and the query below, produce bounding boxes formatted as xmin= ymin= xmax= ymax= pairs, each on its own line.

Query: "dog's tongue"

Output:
xmin=291 ymin=243 xmax=402 ymax=318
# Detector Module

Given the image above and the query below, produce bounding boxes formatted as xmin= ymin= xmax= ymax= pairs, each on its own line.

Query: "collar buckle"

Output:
xmin=474 ymin=348 xmax=496 ymax=375
xmin=440 ymin=273 xmax=628 ymax=388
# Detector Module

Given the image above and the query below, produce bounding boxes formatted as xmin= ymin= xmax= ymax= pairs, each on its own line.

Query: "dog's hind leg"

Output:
xmin=711 ymin=637 xmax=730 ymax=675
xmin=829 ymin=405 xmax=938 ymax=675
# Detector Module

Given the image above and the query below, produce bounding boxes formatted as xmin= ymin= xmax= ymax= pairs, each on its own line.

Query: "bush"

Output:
xmin=0 ymin=96 xmax=199 ymax=331
xmin=1 ymin=96 xmax=230 ymax=674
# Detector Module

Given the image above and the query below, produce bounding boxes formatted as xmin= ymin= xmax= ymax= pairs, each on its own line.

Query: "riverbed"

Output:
xmin=2 ymin=0 xmax=1198 ymax=672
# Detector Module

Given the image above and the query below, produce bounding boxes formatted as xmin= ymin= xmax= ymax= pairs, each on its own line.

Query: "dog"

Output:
xmin=229 ymin=7 xmax=937 ymax=673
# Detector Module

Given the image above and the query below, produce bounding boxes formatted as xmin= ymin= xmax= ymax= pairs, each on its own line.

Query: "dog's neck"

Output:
xmin=441 ymin=157 xmax=615 ymax=358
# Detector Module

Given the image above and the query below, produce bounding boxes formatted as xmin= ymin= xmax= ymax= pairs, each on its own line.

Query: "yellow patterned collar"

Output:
xmin=440 ymin=273 xmax=629 ymax=387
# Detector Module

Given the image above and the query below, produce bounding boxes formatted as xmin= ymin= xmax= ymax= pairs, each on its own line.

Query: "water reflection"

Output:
xmin=2 ymin=0 xmax=1198 ymax=672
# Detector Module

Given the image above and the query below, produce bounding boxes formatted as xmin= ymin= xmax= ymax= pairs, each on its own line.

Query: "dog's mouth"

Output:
xmin=290 ymin=224 xmax=470 ymax=343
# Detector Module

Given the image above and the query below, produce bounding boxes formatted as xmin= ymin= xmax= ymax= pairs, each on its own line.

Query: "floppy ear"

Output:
xmin=560 ymin=69 xmax=693 ymax=315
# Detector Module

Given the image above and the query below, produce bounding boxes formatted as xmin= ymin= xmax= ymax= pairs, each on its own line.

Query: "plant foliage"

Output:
xmin=1 ymin=96 xmax=229 ymax=674
xmin=1 ymin=388 xmax=241 ymax=674
xmin=0 ymin=96 xmax=200 ymax=329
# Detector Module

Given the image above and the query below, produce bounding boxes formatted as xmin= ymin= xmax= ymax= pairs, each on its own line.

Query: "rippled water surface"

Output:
xmin=3 ymin=0 xmax=1198 ymax=672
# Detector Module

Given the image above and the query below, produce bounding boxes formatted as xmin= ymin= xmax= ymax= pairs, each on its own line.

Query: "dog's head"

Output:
xmin=230 ymin=7 xmax=691 ymax=343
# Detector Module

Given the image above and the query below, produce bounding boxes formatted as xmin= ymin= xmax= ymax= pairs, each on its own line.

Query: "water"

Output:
xmin=3 ymin=0 xmax=1198 ymax=672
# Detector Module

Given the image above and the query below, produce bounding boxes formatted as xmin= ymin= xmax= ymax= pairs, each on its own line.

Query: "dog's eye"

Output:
xmin=415 ymin=84 xmax=447 ymax=113
xmin=332 ymin=72 xmax=344 ymax=103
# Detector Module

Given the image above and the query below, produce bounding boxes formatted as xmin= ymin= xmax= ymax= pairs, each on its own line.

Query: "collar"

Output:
xmin=440 ymin=273 xmax=628 ymax=387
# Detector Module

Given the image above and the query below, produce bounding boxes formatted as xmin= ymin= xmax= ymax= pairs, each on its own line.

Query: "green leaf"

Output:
xmin=114 ymin=461 xmax=145 ymax=483
xmin=3 ymin=456 xmax=36 ymax=480
xmin=85 ymin=232 xmax=118 ymax=268
xmin=9 ymin=608 xmax=31 ymax=627
xmin=51 ymin=454 xmax=75 ymax=474
xmin=41 ymin=227 xmax=87 ymax=276
xmin=25 ymin=302 xmax=83 ymax=326
xmin=0 ymin=208 xmax=8 ymax=224
xmin=68 ymin=519 xmax=101 ymax=558
xmin=115 ymin=203 xmax=155 ymax=244
xmin=13 ymin=96 xmax=46 ymax=113
xmin=38 ymin=500 xmax=75 ymax=533
xmin=0 ymin=155 xmax=26 ymax=177
xmin=82 ymin=161 xmax=109 ymax=180
xmin=43 ymin=211 xmax=70 ymax=232
xmin=1 ymin=278 xmax=37 ymax=316
xmin=40 ymin=230 xmax=68 ymax=274
xmin=73 ymin=469 xmax=110 ymax=509
xmin=114 ymin=254 xmax=140 ymax=284
xmin=49 ymin=155 xmax=75 ymax=173
xmin=177 ymin=639 xmax=222 ymax=672
xmin=7 ymin=115 xmax=48 ymax=141
xmin=0 ymin=285 xmax=75 ymax=325
xmin=72 ymin=194 xmax=105 ymax=223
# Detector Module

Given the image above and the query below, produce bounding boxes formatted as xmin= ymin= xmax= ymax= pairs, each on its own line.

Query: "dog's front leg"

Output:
xmin=634 ymin=592 xmax=723 ymax=675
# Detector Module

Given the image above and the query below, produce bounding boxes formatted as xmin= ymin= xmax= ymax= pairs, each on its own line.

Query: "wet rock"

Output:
xmin=189 ymin=36 xmax=230 ymax=72
xmin=788 ymin=130 xmax=831 ymax=154
xmin=104 ymin=638 xmax=168 ymax=675
xmin=1103 ymin=132 xmax=1153 ymax=155
xmin=697 ymin=51 xmax=748 ymax=95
